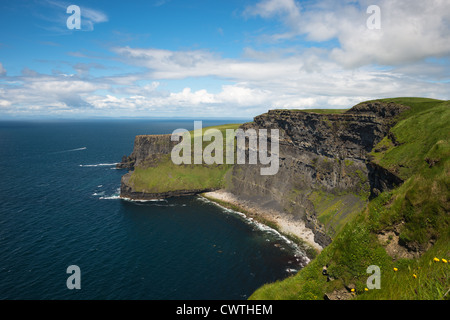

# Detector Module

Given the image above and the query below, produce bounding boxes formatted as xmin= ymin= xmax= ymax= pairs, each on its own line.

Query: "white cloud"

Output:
xmin=244 ymin=0 xmax=301 ymax=20
xmin=0 ymin=72 xmax=109 ymax=115
xmin=245 ymin=0 xmax=450 ymax=68
xmin=0 ymin=100 xmax=12 ymax=108
xmin=1 ymin=43 xmax=448 ymax=118
xmin=26 ymin=79 xmax=103 ymax=94
xmin=114 ymin=46 xmax=307 ymax=81
xmin=168 ymin=88 xmax=216 ymax=105
xmin=216 ymin=85 xmax=271 ymax=106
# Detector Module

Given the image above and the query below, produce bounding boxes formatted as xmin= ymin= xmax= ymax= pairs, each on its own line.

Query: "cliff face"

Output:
xmin=117 ymin=134 xmax=183 ymax=199
xmin=117 ymin=101 xmax=408 ymax=247
xmin=117 ymin=134 xmax=177 ymax=169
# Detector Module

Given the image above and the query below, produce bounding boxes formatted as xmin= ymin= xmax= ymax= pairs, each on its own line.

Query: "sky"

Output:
xmin=0 ymin=0 xmax=449 ymax=119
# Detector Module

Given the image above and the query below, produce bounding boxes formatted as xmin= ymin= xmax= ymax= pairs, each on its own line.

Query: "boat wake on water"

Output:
xmin=50 ymin=147 xmax=87 ymax=154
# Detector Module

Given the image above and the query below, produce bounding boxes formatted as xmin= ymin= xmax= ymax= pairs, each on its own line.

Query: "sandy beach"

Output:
xmin=202 ymin=190 xmax=322 ymax=252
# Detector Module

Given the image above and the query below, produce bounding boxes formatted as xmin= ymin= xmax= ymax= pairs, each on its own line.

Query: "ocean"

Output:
xmin=0 ymin=119 xmax=307 ymax=300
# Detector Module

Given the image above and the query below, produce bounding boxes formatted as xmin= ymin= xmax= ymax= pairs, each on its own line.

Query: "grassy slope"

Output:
xmin=250 ymin=98 xmax=450 ymax=300
xmin=308 ymin=190 xmax=367 ymax=239
xmin=129 ymin=123 xmax=242 ymax=193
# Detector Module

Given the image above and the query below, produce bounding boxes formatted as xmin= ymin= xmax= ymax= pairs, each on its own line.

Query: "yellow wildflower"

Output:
xmin=442 ymin=259 xmax=448 ymax=264
xmin=412 ymin=274 xmax=417 ymax=279
xmin=364 ymin=288 xmax=369 ymax=292
xmin=433 ymin=257 xmax=440 ymax=262
xmin=393 ymin=267 xmax=398 ymax=272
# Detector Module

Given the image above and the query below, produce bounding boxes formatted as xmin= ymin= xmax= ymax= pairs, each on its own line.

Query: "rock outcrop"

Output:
xmin=116 ymin=134 xmax=177 ymax=169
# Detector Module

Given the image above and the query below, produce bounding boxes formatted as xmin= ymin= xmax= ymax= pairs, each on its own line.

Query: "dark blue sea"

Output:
xmin=0 ymin=119 xmax=307 ymax=300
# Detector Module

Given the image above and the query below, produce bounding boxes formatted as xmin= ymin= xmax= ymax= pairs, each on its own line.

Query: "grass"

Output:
xmin=357 ymin=237 xmax=450 ymax=300
xmin=130 ymin=157 xmax=233 ymax=193
xmin=369 ymin=99 xmax=449 ymax=180
xmin=308 ymin=190 xmax=366 ymax=238
xmin=250 ymin=97 xmax=450 ymax=300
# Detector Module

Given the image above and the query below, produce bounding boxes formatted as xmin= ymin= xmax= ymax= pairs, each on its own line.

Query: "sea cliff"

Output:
xmin=117 ymin=101 xmax=407 ymax=248
xmin=117 ymin=97 xmax=450 ymax=300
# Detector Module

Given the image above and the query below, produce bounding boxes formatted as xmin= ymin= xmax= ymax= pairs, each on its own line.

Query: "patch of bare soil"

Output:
xmin=377 ymin=223 xmax=422 ymax=260
xmin=324 ymin=288 xmax=353 ymax=300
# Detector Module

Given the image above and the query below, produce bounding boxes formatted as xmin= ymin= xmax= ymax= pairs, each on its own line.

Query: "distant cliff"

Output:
xmin=117 ymin=134 xmax=176 ymax=170
xmin=118 ymin=124 xmax=240 ymax=200
xmin=117 ymin=101 xmax=408 ymax=247
xmin=118 ymin=134 xmax=187 ymax=200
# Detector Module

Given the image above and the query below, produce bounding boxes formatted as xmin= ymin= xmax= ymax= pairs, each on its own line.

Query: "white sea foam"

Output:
xmin=98 ymin=188 xmax=167 ymax=203
xmin=98 ymin=188 xmax=121 ymax=200
xmin=99 ymin=195 xmax=121 ymax=200
xmin=79 ymin=163 xmax=118 ymax=167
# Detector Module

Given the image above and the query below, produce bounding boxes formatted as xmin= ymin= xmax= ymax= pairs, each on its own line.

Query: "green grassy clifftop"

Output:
xmin=119 ymin=123 xmax=242 ymax=199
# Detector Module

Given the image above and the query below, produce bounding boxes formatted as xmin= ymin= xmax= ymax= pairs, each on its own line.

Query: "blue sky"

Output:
xmin=0 ymin=0 xmax=449 ymax=119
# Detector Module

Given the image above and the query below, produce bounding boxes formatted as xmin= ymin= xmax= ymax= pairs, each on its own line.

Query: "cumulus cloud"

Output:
xmin=1 ymin=42 xmax=448 ymax=118
xmin=0 ymin=71 xmax=109 ymax=116
xmin=112 ymin=45 xmax=450 ymax=103
xmin=245 ymin=0 xmax=450 ymax=68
